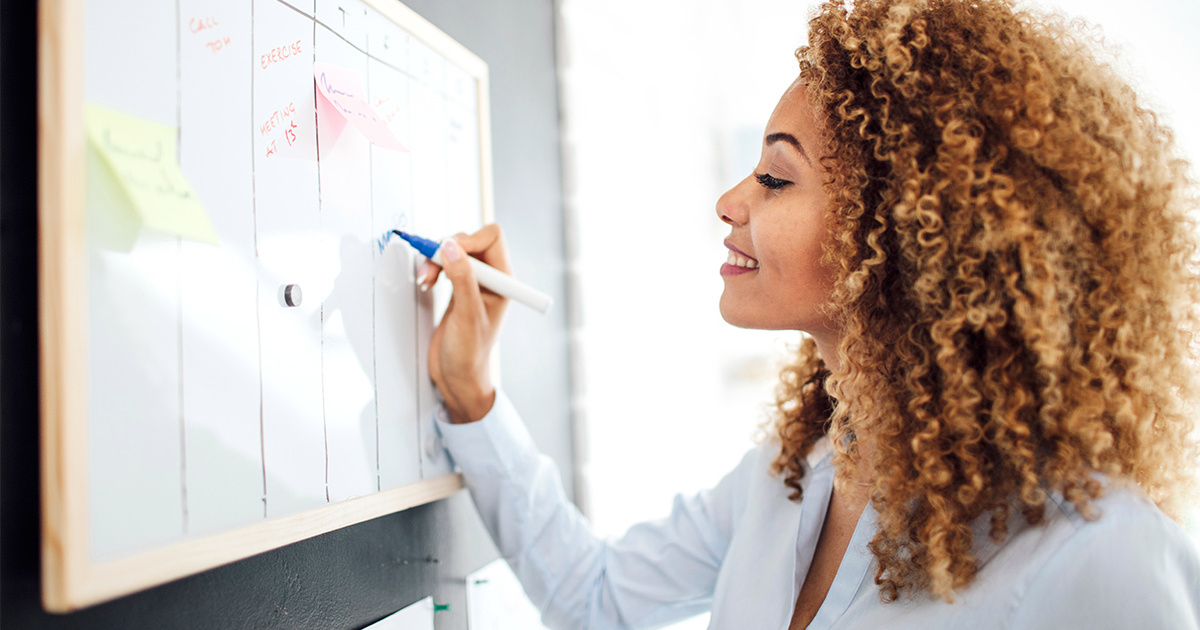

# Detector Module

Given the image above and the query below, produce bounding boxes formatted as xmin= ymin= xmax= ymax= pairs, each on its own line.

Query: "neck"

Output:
xmin=810 ymin=329 xmax=842 ymax=374
xmin=807 ymin=329 xmax=876 ymax=489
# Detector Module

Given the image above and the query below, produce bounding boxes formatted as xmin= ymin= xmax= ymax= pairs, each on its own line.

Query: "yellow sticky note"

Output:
xmin=85 ymin=104 xmax=219 ymax=245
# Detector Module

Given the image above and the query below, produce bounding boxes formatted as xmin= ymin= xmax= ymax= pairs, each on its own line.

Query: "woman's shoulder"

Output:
xmin=734 ymin=435 xmax=835 ymax=492
xmin=749 ymin=434 xmax=834 ymax=472
xmin=1038 ymin=481 xmax=1195 ymax=562
xmin=710 ymin=437 xmax=833 ymax=520
xmin=1004 ymin=482 xmax=1200 ymax=628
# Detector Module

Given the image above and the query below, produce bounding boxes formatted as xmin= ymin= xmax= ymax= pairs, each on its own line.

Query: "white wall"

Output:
xmin=558 ymin=0 xmax=811 ymax=537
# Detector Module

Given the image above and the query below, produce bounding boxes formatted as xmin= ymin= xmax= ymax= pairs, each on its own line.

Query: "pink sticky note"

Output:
xmin=313 ymin=61 xmax=408 ymax=153
xmin=315 ymin=86 xmax=349 ymax=158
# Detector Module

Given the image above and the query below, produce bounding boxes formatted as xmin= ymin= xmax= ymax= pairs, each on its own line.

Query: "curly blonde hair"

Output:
xmin=771 ymin=0 xmax=1200 ymax=602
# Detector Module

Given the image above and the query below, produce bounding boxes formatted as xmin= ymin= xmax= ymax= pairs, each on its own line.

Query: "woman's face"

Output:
xmin=716 ymin=79 xmax=837 ymax=336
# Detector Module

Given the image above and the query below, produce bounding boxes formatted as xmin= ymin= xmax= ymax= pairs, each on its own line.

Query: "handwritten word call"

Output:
xmin=189 ymin=16 xmax=231 ymax=55
xmin=261 ymin=40 xmax=303 ymax=70
xmin=188 ymin=16 xmax=218 ymax=33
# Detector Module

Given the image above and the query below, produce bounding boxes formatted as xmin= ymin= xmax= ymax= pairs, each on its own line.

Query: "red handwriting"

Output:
xmin=261 ymin=40 xmax=303 ymax=70
xmin=261 ymin=102 xmax=301 ymax=158
xmin=372 ymin=96 xmax=400 ymax=125
xmin=189 ymin=16 xmax=219 ymax=34
xmin=205 ymin=36 xmax=231 ymax=53
xmin=259 ymin=102 xmax=298 ymax=137
xmin=263 ymin=120 xmax=299 ymax=158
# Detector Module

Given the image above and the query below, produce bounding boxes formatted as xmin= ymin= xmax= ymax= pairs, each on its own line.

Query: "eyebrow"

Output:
xmin=765 ymin=132 xmax=812 ymax=166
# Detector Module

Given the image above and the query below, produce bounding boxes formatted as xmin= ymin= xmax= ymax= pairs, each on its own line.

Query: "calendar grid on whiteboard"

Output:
xmin=39 ymin=0 xmax=493 ymax=611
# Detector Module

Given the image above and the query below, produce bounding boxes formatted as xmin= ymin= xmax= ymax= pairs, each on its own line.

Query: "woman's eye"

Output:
xmin=755 ymin=172 xmax=791 ymax=190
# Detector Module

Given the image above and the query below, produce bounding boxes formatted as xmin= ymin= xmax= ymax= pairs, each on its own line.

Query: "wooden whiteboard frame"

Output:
xmin=38 ymin=0 xmax=495 ymax=612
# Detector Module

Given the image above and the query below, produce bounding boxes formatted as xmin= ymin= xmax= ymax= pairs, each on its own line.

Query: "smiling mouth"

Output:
xmin=721 ymin=244 xmax=759 ymax=276
xmin=724 ymin=250 xmax=758 ymax=269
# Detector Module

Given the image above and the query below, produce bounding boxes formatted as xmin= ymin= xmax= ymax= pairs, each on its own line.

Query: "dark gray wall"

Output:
xmin=0 ymin=0 xmax=570 ymax=628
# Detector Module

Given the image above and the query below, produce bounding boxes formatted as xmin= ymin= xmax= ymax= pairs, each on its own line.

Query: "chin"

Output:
xmin=719 ymin=293 xmax=765 ymax=330
xmin=720 ymin=292 xmax=818 ymax=332
xmin=718 ymin=295 xmax=742 ymax=327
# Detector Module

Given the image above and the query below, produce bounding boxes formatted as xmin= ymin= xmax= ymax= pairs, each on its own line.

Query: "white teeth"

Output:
xmin=725 ymin=249 xmax=759 ymax=269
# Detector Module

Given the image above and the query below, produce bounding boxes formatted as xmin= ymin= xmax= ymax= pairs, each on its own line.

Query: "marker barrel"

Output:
xmin=432 ymin=247 xmax=553 ymax=314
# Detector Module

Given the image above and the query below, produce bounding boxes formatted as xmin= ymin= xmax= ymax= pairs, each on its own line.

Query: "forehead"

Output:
xmin=765 ymin=80 xmax=822 ymax=149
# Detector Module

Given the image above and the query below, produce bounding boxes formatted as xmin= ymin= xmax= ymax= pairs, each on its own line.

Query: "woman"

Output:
xmin=420 ymin=0 xmax=1200 ymax=627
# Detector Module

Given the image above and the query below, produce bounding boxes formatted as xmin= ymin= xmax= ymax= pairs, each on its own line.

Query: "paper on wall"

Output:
xmin=467 ymin=559 xmax=549 ymax=630
xmin=362 ymin=596 xmax=435 ymax=629
xmin=85 ymin=103 xmax=219 ymax=244
xmin=313 ymin=60 xmax=408 ymax=156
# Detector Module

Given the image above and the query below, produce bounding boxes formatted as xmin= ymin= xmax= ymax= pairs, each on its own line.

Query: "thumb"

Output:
xmin=438 ymin=239 xmax=484 ymax=317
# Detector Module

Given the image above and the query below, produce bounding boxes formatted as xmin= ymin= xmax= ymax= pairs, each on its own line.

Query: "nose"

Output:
xmin=716 ymin=175 xmax=752 ymax=227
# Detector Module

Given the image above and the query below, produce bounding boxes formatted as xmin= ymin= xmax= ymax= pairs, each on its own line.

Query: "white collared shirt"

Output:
xmin=437 ymin=391 xmax=1200 ymax=630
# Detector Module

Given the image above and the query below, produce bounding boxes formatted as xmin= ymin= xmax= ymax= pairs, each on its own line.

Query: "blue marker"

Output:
xmin=392 ymin=230 xmax=553 ymax=314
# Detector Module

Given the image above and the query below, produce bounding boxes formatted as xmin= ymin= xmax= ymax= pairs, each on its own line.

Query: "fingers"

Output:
xmin=427 ymin=305 xmax=445 ymax=386
xmin=437 ymin=240 xmax=485 ymax=322
xmin=413 ymin=223 xmax=512 ymax=291
xmin=451 ymin=223 xmax=512 ymax=274
xmin=415 ymin=259 xmax=440 ymax=292
xmin=451 ymin=229 xmax=511 ymax=321
xmin=423 ymin=228 xmax=507 ymax=425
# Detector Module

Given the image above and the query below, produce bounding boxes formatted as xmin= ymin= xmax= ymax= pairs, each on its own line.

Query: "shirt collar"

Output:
xmin=806 ymin=436 xmax=835 ymax=470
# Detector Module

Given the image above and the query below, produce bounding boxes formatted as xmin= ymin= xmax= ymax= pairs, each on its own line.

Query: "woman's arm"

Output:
xmin=437 ymin=394 xmax=755 ymax=629
xmin=422 ymin=225 xmax=751 ymax=628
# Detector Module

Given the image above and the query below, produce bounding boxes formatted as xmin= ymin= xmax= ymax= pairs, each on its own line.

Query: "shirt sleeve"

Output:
xmin=436 ymin=391 xmax=756 ymax=630
xmin=1009 ymin=500 xmax=1200 ymax=630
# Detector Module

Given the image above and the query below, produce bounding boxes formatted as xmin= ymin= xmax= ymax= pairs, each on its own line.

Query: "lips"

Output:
xmin=720 ymin=262 xmax=756 ymax=276
xmin=722 ymin=240 xmax=759 ymax=276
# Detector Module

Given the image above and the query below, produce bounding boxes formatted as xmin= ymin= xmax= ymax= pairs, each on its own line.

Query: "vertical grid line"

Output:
xmin=252 ymin=0 xmax=269 ymax=519
xmin=367 ymin=32 xmax=382 ymax=493
xmin=313 ymin=13 xmax=331 ymax=504
xmin=408 ymin=34 xmax=423 ymax=481
xmin=175 ymin=0 xmax=190 ymax=536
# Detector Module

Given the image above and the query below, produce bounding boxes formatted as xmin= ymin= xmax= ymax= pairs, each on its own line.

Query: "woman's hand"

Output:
xmin=420 ymin=224 xmax=511 ymax=424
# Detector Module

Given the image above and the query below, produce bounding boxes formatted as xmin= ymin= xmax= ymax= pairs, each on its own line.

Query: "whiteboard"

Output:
xmin=39 ymin=0 xmax=492 ymax=611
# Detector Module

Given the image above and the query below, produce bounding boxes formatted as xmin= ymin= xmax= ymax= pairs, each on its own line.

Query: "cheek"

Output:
xmin=755 ymin=214 xmax=826 ymax=283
